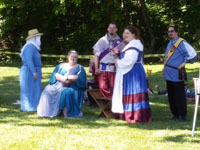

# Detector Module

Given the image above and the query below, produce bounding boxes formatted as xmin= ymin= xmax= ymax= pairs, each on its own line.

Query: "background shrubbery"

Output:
xmin=0 ymin=0 xmax=199 ymax=55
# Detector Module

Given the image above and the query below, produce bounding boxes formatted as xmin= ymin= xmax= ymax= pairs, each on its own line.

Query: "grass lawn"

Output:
xmin=0 ymin=61 xmax=200 ymax=150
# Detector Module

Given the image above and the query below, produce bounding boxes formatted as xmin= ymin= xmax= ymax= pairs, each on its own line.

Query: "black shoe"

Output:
xmin=170 ymin=116 xmax=179 ymax=120
xmin=179 ymin=117 xmax=187 ymax=122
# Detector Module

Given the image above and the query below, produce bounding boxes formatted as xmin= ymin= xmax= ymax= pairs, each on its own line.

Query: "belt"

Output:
xmin=100 ymin=63 xmax=115 ymax=66
xmin=100 ymin=63 xmax=116 ymax=72
xmin=165 ymin=64 xmax=178 ymax=70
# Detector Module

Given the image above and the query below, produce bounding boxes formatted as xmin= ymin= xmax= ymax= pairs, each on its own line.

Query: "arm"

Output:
xmin=66 ymin=74 xmax=78 ymax=82
xmin=55 ymin=71 xmax=78 ymax=83
xmin=111 ymin=47 xmax=120 ymax=55
xmin=76 ymin=66 xmax=87 ymax=88
xmin=60 ymin=66 xmax=87 ymax=88
xmin=177 ymin=41 xmax=197 ymax=69
xmin=177 ymin=62 xmax=185 ymax=70
xmin=179 ymin=41 xmax=197 ymax=64
xmin=55 ymin=66 xmax=80 ymax=83
xmin=68 ymin=66 xmax=87 ymax=85
xmin=93 ymin=38 xmax=106 ymax=75
xmin=89 ymin=58 xmax=94 ymax=73
xmin=55 ymin=73 xmax=68 ymax=82
xmin=74 ymin=66 xmax=87 ymax=109
xmin=23 ymin=44 xmax=37 ymax=79
xmin=49 ymin=64 xmax=62 ymax=84
xmin=116 ymin=50 xmax=139 ymax=70
xmin=94 ymin=55 xmax=100 ymax=75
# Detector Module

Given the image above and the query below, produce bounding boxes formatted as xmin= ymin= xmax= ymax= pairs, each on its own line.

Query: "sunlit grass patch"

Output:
xmin=0 ymin=62 xmax=200 ymax=150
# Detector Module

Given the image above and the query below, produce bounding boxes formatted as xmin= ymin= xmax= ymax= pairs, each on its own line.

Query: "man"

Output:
xmin=93 ymin=22 xmax=123 ymax=98
xmin=163 ymin=26 xmax=197 ymax=122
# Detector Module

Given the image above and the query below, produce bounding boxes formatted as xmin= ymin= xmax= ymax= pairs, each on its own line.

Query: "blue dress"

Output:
xmin=121 ymin=49 xmax=152 ymax=123
xmin=58 ymin=65 xmax=87 ymax=117
xmin=37 ymin=63 xmax=87 ymax=118
xmin=20 ymin=44 xmax=42 ymax=111
xmin=37 ymin=63 xmax=66 ymax=117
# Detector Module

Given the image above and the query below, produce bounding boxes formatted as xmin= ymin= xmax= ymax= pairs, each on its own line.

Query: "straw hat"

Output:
xmin=26 ymin=29 xmax=43 ymax=40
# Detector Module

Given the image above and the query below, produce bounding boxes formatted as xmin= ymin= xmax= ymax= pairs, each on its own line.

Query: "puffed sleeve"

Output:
xmin=93 ymin=38 xmax=107 ymax=57
xmin=179 ymin=41 xmax=197 ymax=63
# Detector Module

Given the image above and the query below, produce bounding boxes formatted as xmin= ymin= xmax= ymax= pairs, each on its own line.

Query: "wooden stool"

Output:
xmin=87 ymin=89 xmax=116 ymax=119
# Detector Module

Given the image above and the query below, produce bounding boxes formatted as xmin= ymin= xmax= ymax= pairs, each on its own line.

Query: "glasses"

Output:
xmin=168 ymin=30 xmax=175 ymax=33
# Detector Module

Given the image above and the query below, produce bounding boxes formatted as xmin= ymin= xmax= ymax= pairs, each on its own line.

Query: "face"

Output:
xmin=107 ymin=24 xmax=117 ymax=36
xmin=123 ymin=29 xmax=135 ymax=43
xmin=35 ymin=36 xmax=41 ymax=47
xmin=68 ymin=53 xmax=78 ymax=66
xmin=168 ymin=27 xmax=178 ymax=39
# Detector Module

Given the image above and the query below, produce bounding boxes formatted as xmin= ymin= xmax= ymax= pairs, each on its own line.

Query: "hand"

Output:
xmin=177 ymin=62 xmax=185 ymax=70
xmin=95 ymin=68 xmax=100 ymax=75
xmin=114 ymin=59 xmax=119 ymax=64
xmin=33 ymin=73 xmax=38 ymax=79
xmin=68 ymin=75 xmax=78 ymax=82
xmin=55 ymin=73 xmax=66 ymax=82
xmin=111 ymin=47 xmax=120 ymax=54
xmin=55 ymin=73 xmax=60 ymax=80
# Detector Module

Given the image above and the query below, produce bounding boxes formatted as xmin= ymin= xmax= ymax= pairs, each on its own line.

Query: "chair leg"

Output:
xmin=98 ymin=110 xmax=117 ymax=119
xmin=98 ymin=112 xmax=106 ymax=118
xmin=88 ymin=89 xmax=116 ymax=119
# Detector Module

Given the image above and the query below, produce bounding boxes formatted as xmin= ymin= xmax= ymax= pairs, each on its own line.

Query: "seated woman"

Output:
xmin=37 ymin=50 xmax=87 ymax=118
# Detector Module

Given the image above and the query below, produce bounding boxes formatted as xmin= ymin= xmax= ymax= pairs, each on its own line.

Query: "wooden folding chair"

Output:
xmin=87 ymin=89 xmax=116 ymax=119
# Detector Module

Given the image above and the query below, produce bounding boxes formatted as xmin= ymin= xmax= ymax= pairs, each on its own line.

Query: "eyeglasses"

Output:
xmin=168 ymin=30 xmax=175 ymax=33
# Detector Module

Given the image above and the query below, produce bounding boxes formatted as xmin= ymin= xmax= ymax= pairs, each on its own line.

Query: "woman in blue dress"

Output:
xmin=112 ymin=25 xmax=152 ymax=123
xmin=19 ymin=29 xmax=43 ymax=112
xmin=37 ymin=50 xmax=87 ymax=118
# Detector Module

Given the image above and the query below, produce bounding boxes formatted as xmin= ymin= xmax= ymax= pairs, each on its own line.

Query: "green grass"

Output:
xmin=0 ymin=62 xmax=200 ymax=150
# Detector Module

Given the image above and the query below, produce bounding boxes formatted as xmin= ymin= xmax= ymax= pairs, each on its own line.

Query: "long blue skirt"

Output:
xmin=59 ymin=88 xmax=81 ymax=117
xmin=122 ymin=63 xmax=152 ymax=123
xmin=20 ymin=66 xmax=42 ymax=111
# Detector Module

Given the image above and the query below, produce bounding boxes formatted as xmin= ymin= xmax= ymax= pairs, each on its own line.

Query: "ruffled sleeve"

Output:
xmin=76 ymin=65 xmax=87 ymax=89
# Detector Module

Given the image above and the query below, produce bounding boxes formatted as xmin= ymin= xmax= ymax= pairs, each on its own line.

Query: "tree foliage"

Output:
xmin=0 ymin=0 xmax=199 ymax=54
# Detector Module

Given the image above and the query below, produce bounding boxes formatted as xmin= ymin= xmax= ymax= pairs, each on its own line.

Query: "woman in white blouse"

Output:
xmin=111 ymin=25 xmax=152 ymax=123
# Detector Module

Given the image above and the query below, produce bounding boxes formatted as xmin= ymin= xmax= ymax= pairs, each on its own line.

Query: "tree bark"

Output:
xmin=139 ymin=0 xmax=156 ymax=53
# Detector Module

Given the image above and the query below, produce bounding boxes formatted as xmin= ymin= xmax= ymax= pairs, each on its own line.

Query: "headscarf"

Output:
xmin=20 ymin=35 xmax=41 ymax=57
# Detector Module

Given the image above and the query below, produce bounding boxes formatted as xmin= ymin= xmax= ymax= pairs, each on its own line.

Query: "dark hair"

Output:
xmin=168 ymin=26 xmax=178 ymax=32
xmin=125 ymin=25 xmax=140 ymax=39
xmin=108 ymin=21 xmax=117 ymax=27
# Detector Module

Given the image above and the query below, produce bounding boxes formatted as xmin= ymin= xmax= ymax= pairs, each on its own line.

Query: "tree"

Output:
xmin=138 ymin=0 xmax=156 ymax=53
xmin=0 ymin=0 xmax=199 ymax=55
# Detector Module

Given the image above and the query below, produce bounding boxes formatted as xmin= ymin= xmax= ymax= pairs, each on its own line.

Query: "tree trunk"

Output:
xmin=139 ymin=0 xmax=156 ymax=53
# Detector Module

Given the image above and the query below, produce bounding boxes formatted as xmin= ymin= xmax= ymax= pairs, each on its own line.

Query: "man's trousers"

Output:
xmin=166 ymin=80 xmax=187 ymax=118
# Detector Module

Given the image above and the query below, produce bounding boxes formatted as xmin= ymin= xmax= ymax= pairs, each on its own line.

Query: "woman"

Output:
xmin=37 ymin=50 xmax=87 ymax=118
xmin=19 ymin=29 xmax=43 ymax=112
xmin=111 ymin=25 xmax=152 ymax=123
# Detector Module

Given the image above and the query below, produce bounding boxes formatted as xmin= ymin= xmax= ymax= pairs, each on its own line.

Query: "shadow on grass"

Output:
xmin=0 ymin=100 xmax=199 ymax=132
xmin=163 ymin=134 xmax=200 ymax=143
xmin=0 ymin=63 xmax=200 ymax=139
